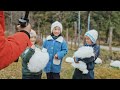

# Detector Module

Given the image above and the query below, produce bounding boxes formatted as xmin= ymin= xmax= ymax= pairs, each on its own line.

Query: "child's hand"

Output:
xmin=74 ymin=57 xmax=79 ymax=63
xmin=31 ymin=45 xmax=35 ymax=50
xmin=54 ymin=54 xmax=58 ymax=59
xmin=16 ymin=23 xmax=31 ymax=33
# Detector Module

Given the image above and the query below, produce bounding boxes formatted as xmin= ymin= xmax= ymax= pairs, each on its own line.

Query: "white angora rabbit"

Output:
xmin=28 ymin=48 xmax=49 ymax=72
xmin=66 ymin=46 xmax=94 ymax=74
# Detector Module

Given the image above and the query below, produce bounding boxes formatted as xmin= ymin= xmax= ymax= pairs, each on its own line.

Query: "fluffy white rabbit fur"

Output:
xmin=28 ymin=48 xmax=49 ymax=72
xmin=110 ymin=60 xmax=120 ymax=68
xmin=95 ymin=58 xmax=102 ymax=64
xmin=66 ymin=46 xmax=94 ymax=74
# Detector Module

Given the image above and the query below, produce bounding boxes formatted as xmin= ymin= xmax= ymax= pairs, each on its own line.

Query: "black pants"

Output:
xmin=46 ymin=72 xmax=60 ymax=79
xmin=72 ymin=68 xmax=94 ymax=79
xmin=22 ymin=73 xmax=42 ymax=79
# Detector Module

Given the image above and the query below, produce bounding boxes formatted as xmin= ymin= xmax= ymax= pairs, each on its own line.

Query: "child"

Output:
xmin=21 ymin=29 xmax=42 ymax=79
xmin=72 ymin=29 xmax=100 ymax=79
xmin=42 ymin=21 xmax=68 ymax=79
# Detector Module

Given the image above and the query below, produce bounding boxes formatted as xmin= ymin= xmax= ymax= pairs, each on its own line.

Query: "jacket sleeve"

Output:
xmin=0 ymin=27 xmax=32 ymax=70
xmin=57 ymin=41 xmax=68 ymax=60
xmin=42 ymin=40 xmax=47 ymax=48
xmin=0 ymin=11 xmax=5 ymax=32
xmin=94 ymin=45 xmax=100 ymax=60
xmin=21 ymin=48 xmax=35 ymax=63
xmin=77 ymin=56 xmax=95 ymax=64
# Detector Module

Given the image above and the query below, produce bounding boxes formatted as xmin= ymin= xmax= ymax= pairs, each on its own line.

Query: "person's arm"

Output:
xmin=77 ymin=56 xmax=95 ymax=64
xmin=0 ymin=29 xmax=32 ymax=70
xmin=0 ymin=11 xmax=32 ymax=70
xmin=94 ymin=45 xmax=100 ymax=60
xmin=56 ymin=41 xmax=68 ymax=60
xmin=42 ymin=40 xmax=47 ymax=49
xmin=21 ymin=48 xmax=35 ymax=63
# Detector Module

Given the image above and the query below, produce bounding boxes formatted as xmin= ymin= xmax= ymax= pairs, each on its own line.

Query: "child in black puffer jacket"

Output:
xmin=72 ymin=29 xmax=100 ymax=79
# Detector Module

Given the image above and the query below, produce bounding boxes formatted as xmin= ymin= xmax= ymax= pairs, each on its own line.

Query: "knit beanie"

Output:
xmin=85 ymin=29 xmax=98 ymax=44
xmin=30 ymin=29 xmax=37 ymax=37
xmin=51 ymin=21 xmax=63 ymax=33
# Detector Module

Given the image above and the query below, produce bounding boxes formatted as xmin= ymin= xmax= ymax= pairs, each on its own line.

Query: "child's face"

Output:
xmin=52 ymin=26 xmax=61 ymax=36
xmin=30 ymin=36 xmax=37 ymax=45
xmin=85 ymin=36 xmax=92 ymax=45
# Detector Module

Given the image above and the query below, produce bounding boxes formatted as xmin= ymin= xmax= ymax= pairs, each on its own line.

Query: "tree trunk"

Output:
xmin=109 ymin=27 xmax=113 ymax=59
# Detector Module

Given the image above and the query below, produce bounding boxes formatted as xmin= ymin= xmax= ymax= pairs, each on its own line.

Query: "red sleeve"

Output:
xmin=0 ymin=31 xmax=32 ymax=70
xmin=0 ymin=11 xmax=32 ymax=70
xmin=0 ymin=11 xmax=5 ymax=32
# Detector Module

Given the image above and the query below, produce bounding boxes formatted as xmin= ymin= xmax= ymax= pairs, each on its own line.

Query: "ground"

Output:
xmin=0 ymin=49 xmax=120 ymax=79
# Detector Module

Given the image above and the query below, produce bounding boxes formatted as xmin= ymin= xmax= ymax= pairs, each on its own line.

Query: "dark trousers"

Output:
xmin=22 ymin=73 xmax=42 ymax=79
xmin=72 ymin=68 xmax=94 ymax=79
xmin=46 ymin=72 xmax=60 ymax=79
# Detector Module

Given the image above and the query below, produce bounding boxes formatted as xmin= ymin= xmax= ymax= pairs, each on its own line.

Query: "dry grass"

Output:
xmin=0 ymin=58 xmax=22 ymax=79
xmin=0 ymin=49 xmax=120 ymax=79
xmin=95 ymin=62 xmax=120 ymax=79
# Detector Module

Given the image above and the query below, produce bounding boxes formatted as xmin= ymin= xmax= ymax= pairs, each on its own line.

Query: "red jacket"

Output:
xmin=0 ymin=11 xmax=32 ymax=70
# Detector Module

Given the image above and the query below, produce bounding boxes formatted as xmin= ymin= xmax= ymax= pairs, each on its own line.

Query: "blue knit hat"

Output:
xmin=85 ymin=29 xmax=98 ymax=43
